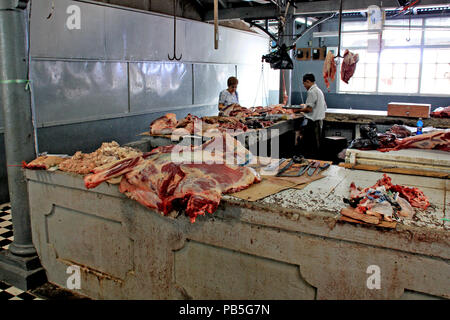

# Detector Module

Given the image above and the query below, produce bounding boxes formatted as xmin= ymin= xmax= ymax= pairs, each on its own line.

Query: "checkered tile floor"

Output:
xmin=0 ymin=204 xmax=13 ymax=251
xmin=0 ymin=203 xmax=43 ymax=300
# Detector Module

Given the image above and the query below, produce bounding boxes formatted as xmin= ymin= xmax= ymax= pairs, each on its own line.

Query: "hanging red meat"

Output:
xmin=340 ymin=49 xmax=359 ymax=84
xmin=84 ymin=133 xmax=261 ymax=223
xmin=323 ymin=51 xmax=336 ymax=91
xmin=149 ymin=113 xmax=177 ymax=135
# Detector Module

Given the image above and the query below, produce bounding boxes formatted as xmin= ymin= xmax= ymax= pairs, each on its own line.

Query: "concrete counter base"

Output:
xmin=25 ymin=170 xmax=449 ymax=300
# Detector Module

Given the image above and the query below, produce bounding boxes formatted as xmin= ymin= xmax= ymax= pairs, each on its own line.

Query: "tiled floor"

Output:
xmin=0 ymin=203 xmax=43 ymax=300
xmin=0 ymin=204 xmax=13 ymax=251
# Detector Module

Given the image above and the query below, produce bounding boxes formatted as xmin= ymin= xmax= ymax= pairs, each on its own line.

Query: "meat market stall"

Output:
xmin=23 ymin=139 xmax=450 ymax=300
xmin=136 ymin=108 xmax=303 ymax=152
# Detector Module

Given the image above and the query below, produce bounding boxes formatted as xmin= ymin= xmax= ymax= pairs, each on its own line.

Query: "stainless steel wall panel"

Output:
xmin=36 ymin=105 xmax=217 ymax=154
xmin=193 ymin=64 xmax=236 ymax=106
xmin=29 ymin=0 xmax=269 ymax=64
xmin=104 ymin=8 xmax=186 ymax=61
xmin=30 ymin=0 xmax=107 ymax=59
xmin=185 ymin=23 xmax=269 ymax=64
xmin=31 ymin=60 xmax=128 ymax=125
xmin=129 ymin=62 xmax=192 ymax=113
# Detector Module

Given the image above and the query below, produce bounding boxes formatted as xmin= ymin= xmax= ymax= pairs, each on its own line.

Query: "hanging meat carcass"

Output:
xmin=323 ymin=51 xmax=336 ymax=91
xmin=340 ymin=49 xmax=359 ymax=84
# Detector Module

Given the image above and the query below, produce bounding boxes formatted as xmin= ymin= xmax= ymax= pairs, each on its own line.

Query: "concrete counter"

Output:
xmin=325 ymin=109 xmax=450 ymax=129
xmin=25 ymin=167 xmax=449 ymax=300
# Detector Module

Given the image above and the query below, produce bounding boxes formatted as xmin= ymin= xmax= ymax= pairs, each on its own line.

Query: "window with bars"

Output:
xmin=338 ymin=17 xmax=450 ymax=96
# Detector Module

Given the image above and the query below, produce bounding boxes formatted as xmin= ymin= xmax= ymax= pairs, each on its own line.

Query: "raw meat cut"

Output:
xmin=84 ymin=133 xmax=261 ymax=223
xmin=58 ymin=141 xmax=142 ymax=175
xmin=386 ymin=124 xmax=412 ymax=138
xmin=149 ymin=113 xmax=177 ymax=135
xmin=323 ymin=51 xmax=336 ymax=91
xmin=348 ymin=173 xmax=429 ymax=212
xmin=340 ymin=49 xmax=359 ymax=84
xmin=431 ymin=106 xmax=450 ymax=118
xmin=378 ymin=129 xmax=450 ymax=152
xmin=22 ymin=155 xmax=67 ymax=170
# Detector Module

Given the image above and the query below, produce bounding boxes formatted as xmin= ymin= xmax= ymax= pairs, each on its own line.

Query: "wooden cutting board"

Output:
xmin=230 ymin=176 xmax=297 ymax=201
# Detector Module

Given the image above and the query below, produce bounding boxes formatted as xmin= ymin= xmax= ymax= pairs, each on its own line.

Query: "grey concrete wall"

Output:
xmin=25 ymin=169 xmax=450 ymax=300
xmin=0 ymin=0 xmax=270 ymax=204
xmin=291 ymin=18 xmax=450 ymax=110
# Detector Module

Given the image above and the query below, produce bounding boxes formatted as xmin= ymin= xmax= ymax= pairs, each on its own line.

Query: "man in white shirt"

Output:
xmin=294 ymin=73 xmax=327 ymax=158
xmin=218 ymin=76 xmax=240 ymax=116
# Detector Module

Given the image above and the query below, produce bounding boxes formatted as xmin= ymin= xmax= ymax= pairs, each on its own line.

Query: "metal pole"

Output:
xmin=278 ymin=14 xmax=293 ymax=105
xmin=0 ymin=0 xmax=36 ymax=256
xmin=0 ymin=0 xmax=46 ymax=290
xmin=214 ymin=0 xmax=219 ymax=49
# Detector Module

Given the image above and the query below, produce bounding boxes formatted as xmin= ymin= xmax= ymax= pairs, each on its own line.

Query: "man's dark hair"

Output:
xmin=303 ymin=73 xmax=315 ymax=82
xmin=227 ymin=76 xmax=239 ymax=87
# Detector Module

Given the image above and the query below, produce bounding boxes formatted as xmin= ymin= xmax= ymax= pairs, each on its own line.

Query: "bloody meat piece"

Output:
xmin=349 ymin=174 xmax=430 ymax=211
xmin=431 ymin=106 xmax=450 ymax=118
xmin=149 ymin=113 xmax=177 ymax=135
xmin=377 ymin=130 xmax=450 ymax=152
xmin=22 ymin=156 xmax=66 ymax=170
xmin=84 ymin=133 xmax=261 ymax=223
xmin=323 ymin=51 xmax=336 ymax=91
xmin=386 ymin=124 xmax=412 ymax=138
xmin=58 ymin=141 xmax=142 ymax=175
xmin=340 ymin=49 xmax=359 ymax=84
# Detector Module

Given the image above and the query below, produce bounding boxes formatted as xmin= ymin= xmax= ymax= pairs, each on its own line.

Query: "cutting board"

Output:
xmin=230 ymin=176 xmax=297 ymax=201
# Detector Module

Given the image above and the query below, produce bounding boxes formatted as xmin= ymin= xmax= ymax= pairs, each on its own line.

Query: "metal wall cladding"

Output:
xmin=32 ymin=60 xmax=128 ymax=125
xmin=129 ymin=62 xmax=192 ymax=113
xmin=36 ymin=105 xmax=217 ymax=155
xmin=193 ymin=64 xmax=236 ymax=106
xmin=30 ymin=0 xmax=107 ymax=59
xmin=104 ymin=8 xmax=186 ymax=61
xmin=30 ymin=0 xmax=269 ymax=64
xmin=185 ymin=23 xmax=268 ymax=64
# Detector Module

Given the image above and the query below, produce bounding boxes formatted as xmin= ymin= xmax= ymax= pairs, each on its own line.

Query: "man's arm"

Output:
xmin=297 ymin=89 xmax=318 ymax=113
xmin=296 ymin=105 xmax=313 ymax=113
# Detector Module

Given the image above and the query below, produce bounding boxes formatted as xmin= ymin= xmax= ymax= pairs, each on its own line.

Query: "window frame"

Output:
xmin=337 ymin=17 xmax=450 ymax=97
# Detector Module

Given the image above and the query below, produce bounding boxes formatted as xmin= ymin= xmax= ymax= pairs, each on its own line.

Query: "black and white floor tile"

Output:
xmin=0 ymin=203 xmax=43 ymax=300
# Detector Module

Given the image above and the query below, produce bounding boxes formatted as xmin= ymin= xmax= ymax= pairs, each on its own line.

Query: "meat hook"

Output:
xmin=168 ymin=0 xmax=182 ymax=61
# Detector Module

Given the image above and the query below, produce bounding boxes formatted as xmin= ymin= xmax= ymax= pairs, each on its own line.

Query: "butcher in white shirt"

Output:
xmin=218 ymin=76 xmax=241 ymax=115
xmin=293 ymin=73 xmax=327 ymax=158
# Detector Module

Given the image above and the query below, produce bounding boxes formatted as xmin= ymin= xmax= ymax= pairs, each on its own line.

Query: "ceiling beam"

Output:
xmin=205 ymin=4 xmax=292 ymax=21
xmin=204 ymin=0 xmax=450 ymax=21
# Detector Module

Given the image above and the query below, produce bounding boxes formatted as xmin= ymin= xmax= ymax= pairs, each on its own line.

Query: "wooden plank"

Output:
xmin=339 ymin=163 xmax=450 ymax=179
xmin=339 ymin=215 xmax=397 ymax=229
xmin=340 ymin=207 xmax=380 ymax=224
xmin=387 ymin=102 xmax=431 ymax=118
